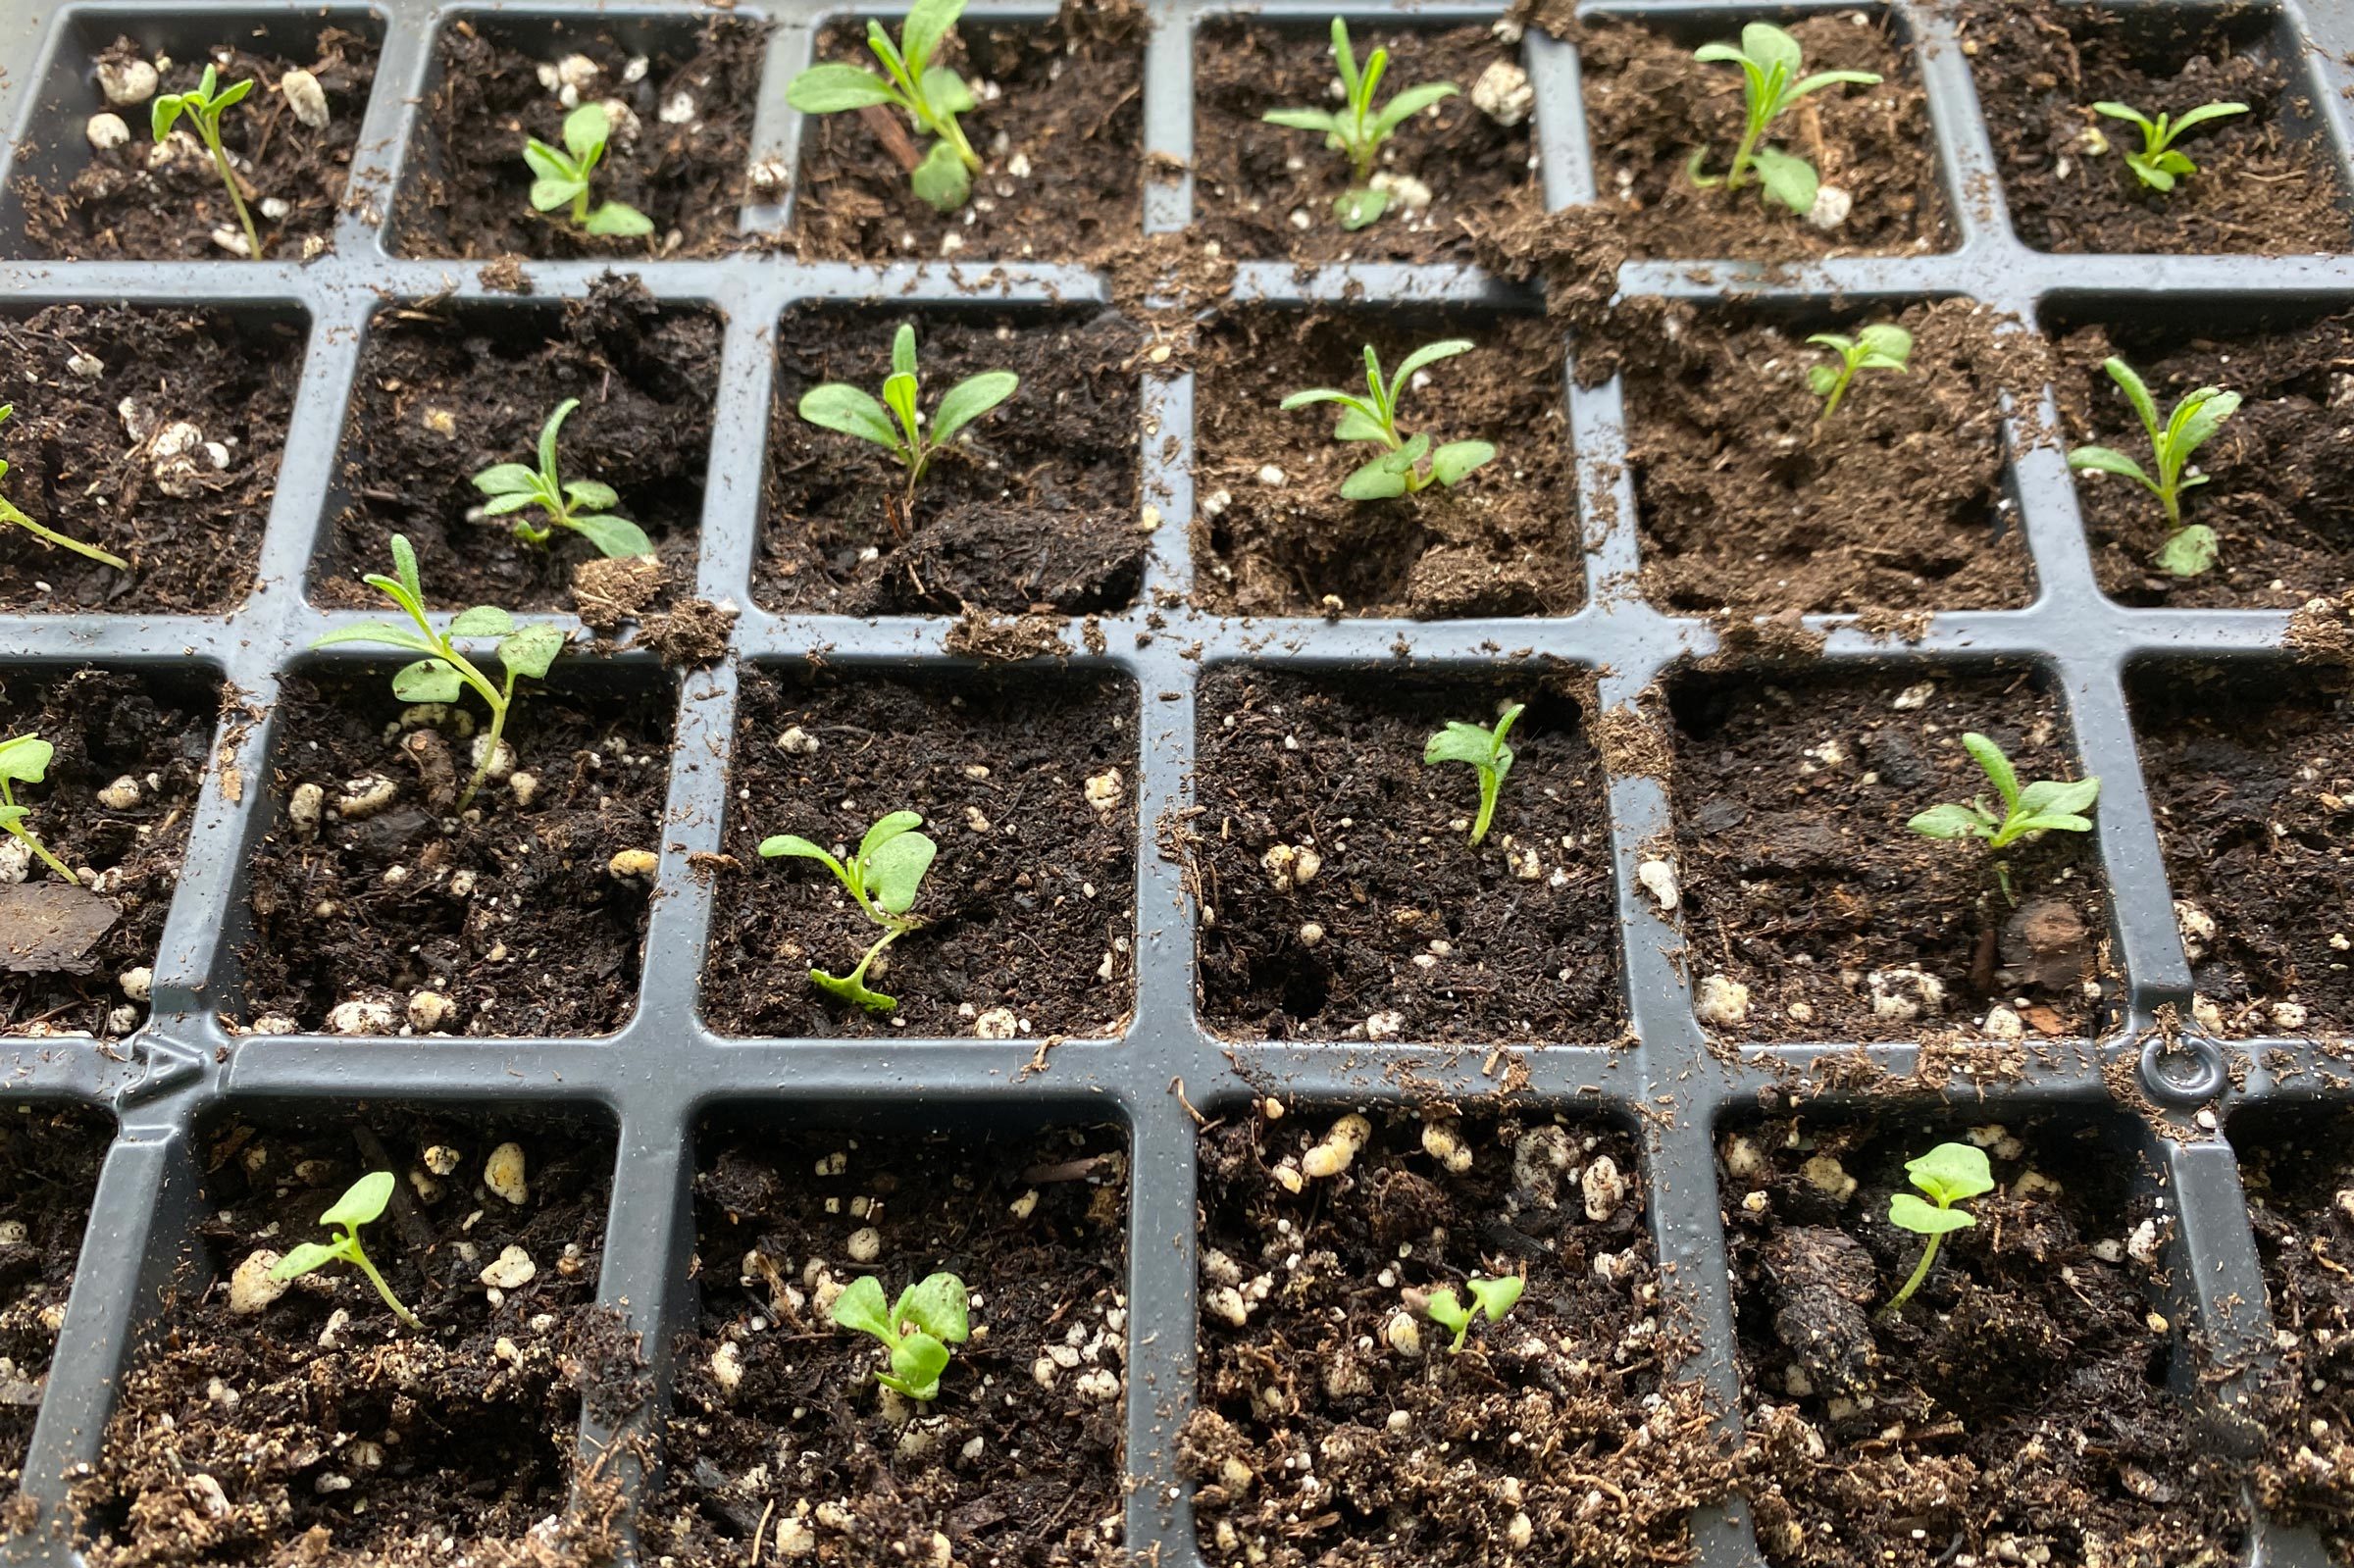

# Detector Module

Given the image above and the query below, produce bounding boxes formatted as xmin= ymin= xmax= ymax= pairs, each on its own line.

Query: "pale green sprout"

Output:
xmin=797 ymin=325 xmax=1017 ymax=513
xmin=523 ymin=102 xmax=654 ymax=237
xmin=1424 ymin=1274 xmax=1524 ymax=1353
xmin=151 ymin=64 xmax=262 ymax=259
xmin=786 ymin=0 xmax=983 ymax=213
xmin=1806 ymin=323 xmax=1912 ymax=421
xmin=1687 ymin=23 xmax=1881 ymax=215
xmin=1908 ymin=733 xmax=2099 ymax=852
xmin=1279 ymin=338 xmax=1496 ymax=501
xmin=2066 ymin=356 xmax=2239 ymax=579
xmin=759 ymin=811 xmax=938 ymax=1012
xmin=0 ymin=733 xmax=77 ymax=884
xmin=269 ymin=1171 xmax=423 ymax=1330
xmin=1880 ymin=1141 xmax=1993 ymax=1318
xmin=831 ymin=1271 xmax=970 ymax=1400
xmin=0 ymin=406 xmax=128 ymax=572
xmin=1262 ymin=19 xmax=1459 ymax=229
xmin=1423 ymin=702 xmax=1522 ymax=847
xmin=470 ymin=398 xmax=651 ymax=560
xmin=2091 ymin=100 xmax=2249 ymax=193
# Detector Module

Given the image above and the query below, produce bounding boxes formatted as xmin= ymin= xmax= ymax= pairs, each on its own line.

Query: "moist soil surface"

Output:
xmin=643 ymin=1124 xmax=1129 ymax=1567
xmin=314 ymin=280 xmax=716 ymax=618
xmin=1621 ymin=299 xmax=2038 ymax=618
xmin=757 ymin=308 xmax=1144 ymax=618
xmin=235 ymin=670 xmax=673 ymax=1038
xmin=1192 ymin=669 xmax=1621 ymax=1043
xmin=1191 ymin=312 xmax=1581 ymax=619
xmin=791 ymin=4 xmax=1145 ymax=263
xmin=1182 ymin=1109 xmax=1730 ymax=1566
xmin=1669 ymin=669 xmax=2113 ymax=1043
xmin=71 ymin=1111 xmax=628 ymax=1568
xmin=1577 ymin=16 xmax=1948 ymax=261
xmin=0 ymin=1106 xmax=110 ymax=1495
xmin=1 ymin=668 xmax=215 ymax=1042
xmin=393 ymin=18 xmax=761 ymax=260
xmin=1191 ymin=22 xmax=1536 ymax=267
xmin=17 ymin=30 xmax=377 ymax=261
xmin=0 ymin=304 xmax=300 ymax=615
xmin=1725 ymin=1113 xmax=2246 ymax=1568
xmin=701 ymin=667 xmax=1137 ymax=1040
xmin=2055 ymin=314 xmax=2354 ymax=610
xmin=2129 ymin=666 xmax=2352 ymax=1036
xmin=1962 ymin=0 xmax=2348 ymax=256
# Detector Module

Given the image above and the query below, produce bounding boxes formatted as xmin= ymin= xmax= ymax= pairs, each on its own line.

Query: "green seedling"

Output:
xmin=1909 ymin=732 xmax=2099 ymax=851
xmin=2066 ymin=356 xmax=2239 ymax=578
xmin=1424 ymin=1273 xmax=1525 ymax=1353
xmin=2091 ymin=99 xmax=2249 ymax=193
xmin=1807 ymin=323 xmax=1913 ymax=421
xmin=1263 ymin=18 xmax=1459 ymax=229
xmin=0 ymin=733 xmax=77 ymax=884
xmin=0 ymin=406 xmax=128 ymax=572
xmin=1279 ymin=338 xmax=1497 ymax=501
xmin=151 ymin=64 xmax=262 ymax=259
xmin=759 ymin=811 xmax=938 ymax=1012
xmin=787 ymin=0 xmax=984 ymax=213
xmin=313 ymin=534 xmax=567 ymax=809
xmin=797 ymin=325 xmax=1017 ymax=515
xmin=269 ymin=1171 xmax=423 ymax=1330
xmin=1880 ymin=1141 xmax=1993 ymax=1318
xmin=471 ymin=399 xmax=651 ymax=560
xmin=523 ymin=102 xmax=654 ymax=237
xmin=1687 ymin=23 xmax=1881 ymax=216
xmin=831 ymin=1271 xmax=970 ymax=1400
xmin=1423 ymin=702 xmax=1522 ymax=847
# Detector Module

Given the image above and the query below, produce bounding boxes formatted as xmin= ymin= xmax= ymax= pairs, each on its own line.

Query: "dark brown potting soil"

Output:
xmin=0 ymin=1106 xmax=111 ymax=1495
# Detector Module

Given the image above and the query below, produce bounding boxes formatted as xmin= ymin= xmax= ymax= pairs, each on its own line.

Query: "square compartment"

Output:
xmin=0 ymin=1103 xmax=112 ymax=1495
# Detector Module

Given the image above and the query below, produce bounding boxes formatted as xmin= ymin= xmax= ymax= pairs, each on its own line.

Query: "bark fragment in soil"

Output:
xmin=700 ymin=667 xmax=1137 ymax=1040
xmin=2054 ymin=312 xmax=2354 ymax=610
xmin=1193 ymin=669 xmax=1621 ymax=1043
xmin=72 ymin=1111 xmax=627 ymax=1568
xmin=1724 ymin=1113 xmax=2247 ymax=1568
xmin=0 ymin=305 xmax=301 ymax=614
xmin=0 ymin=1106 xmax=109 ymax=1494
xmin=1183 ymin=1110 xmax=1732 ymax=1566
xmin=1962 ymin=0 xmax=2348 ymax=257
xmin=1191 ymin=22 xmax=1536 ymax=267
xmin=1577 ymin=16 xmax=1949 ymax=261
xmin=758 ymin=308 xmax=1145 ymax=617
xmin=1 ymin=668 xmax=215 ymax=1041
xmin=234 ymin=671 xmax=674 ymax=1038
xmin=16 ymin=30 xmax=377 ymax=261
xmin=643 ymin=1124 xmax=1129 ymax=1568
xmin=313 ymin=280 xmax=716 ymax=616
xmin=1191 ymin=311 xmax=1581 ymax=619
xmin=393 ymin=18 xmax=762 ymax=260
xmin=1621 ymin=299 xmax=2038 ymax=617
xmin=1668 ymin=669 xmax=2113 ymax=1043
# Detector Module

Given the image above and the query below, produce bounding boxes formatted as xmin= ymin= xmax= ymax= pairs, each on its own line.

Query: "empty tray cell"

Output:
xmin=0 ymin=1104 xmax=111 ymax=1495
xmin=232 ymin=663 xmax=676 ymax=1039
xmin=73 ymin=1106 xmax=619 ymax=1564
xmin=1620 ymin=297 xmax=2036 ymax=618
xmin=2 ymin=665 xmax=219 ymax=1042
xmin=646 ymin=1117 xmax=1130 ymax=1565
xmin=1962 ymin=0 xmax=2350 ymax=257
xmin=1577 ymin=9 xmax=1949 ymax=261
xmin=759 ymin=305 xmax=1145 ymax=617
xmin=789 ymin=7 xmax=1145 ymax=263
xmin=1191 ymin=309 xmax=1579 ymax=619
xmin=0 ymin=303 xmax=304 ymax=615
xmin=2049 ymin=298 xmax=2354 ymax=611
xmin=1191 ymin=17 xmax=1533 ymax=267
xmin=1668 ymin=666 xmax=2114 ymax=1044
xmin=5 ymin=11 xmax=381 ymax=262
xmin=312 ymin=283 xmax=718 ymax=620
xmin=2129 ymin=663 xmax=2352 ymax=1037
xmin=1186 ymin=1106 xmax=1719 ymax=1562
xmin=1721 ymin=1108 xmax=2247 ymax=1565
xmin=392 ymin=13 xmax=764 ymax=260
xmin=1193 ymin=667 xmax=1621 ymax=1043
xmin=702 ymin=665 xmax=1138 ymax=1040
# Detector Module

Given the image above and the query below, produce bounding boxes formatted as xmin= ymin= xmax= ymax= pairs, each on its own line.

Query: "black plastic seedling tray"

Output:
xmin=3 ymin=0 xmax=2354 ymax=1563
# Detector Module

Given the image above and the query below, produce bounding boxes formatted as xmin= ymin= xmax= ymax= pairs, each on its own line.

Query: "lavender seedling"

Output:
xmin=1423 ymin=702 xmax=1522 ymax=846
xmin=471 ymin=398 xmax=651 ymax=559
xmin=523 ymin=102 xmax=653 ymax=237
xmin=1262 ymin=19 xmax=1459 ymax=229
xmin=0 ymin=733 xmax=77 ymax=883
xmin=2066 ymin=355 xmax=2239 ymax=578
xmin=831 ymin=1271 xmax=970 ymax=1400
xmin=269 ymin=1171 xmax=423 ymax=1330
xmin=797 ymin=325 xmax=1017 ymax=513
xmin=1280 ymin=338 xmax=1496 ymax=500
xmin=759 ymin=810 xmax=938 ymax=1011
xmin=1424 ymin=1274 xmax=1524 ymax=1353
xmin=152 ymin=64 xmax=262 ymax=258
xmin=2092 ymin=99 xmax=2249 ymax=193
xmin=1688 ymin=23 xmax=1881 ymax=216
xmin=1880 ymin=1141 xmax=1992 ymax=1318
xmin=787 ymin=0 xmax=984 ymax=213
xmin=0 ymin=406 xmax=128 ymax=572
xmin=1807 ymin=323 xmax=1912 ymax=421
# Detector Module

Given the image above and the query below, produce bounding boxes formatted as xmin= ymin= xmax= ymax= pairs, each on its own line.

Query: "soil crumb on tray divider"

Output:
xmin=0 ymin=1106 xmax=111 ymax=1494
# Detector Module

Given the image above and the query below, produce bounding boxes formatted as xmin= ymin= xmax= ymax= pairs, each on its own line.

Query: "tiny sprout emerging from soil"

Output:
xmin=831 ymin=1271 xmax=970 ymax=1401
xmin=0 ymin=405 xmax=128 ymax=572
xmin=2091 ymin=99 xmax=2249 ymax=193
xmin=523 ymin=102 xmax=654 ymax=237
xmin=1807 ymin=324 xmax=1913 ymax=421
xmin=759 ymin=810 xmax=939 ymax=1012
xmin=471 ymin=398 xmax=652 ymax=560
xmin=269 ymin=1170 xmax=423 ymax=1330
xmin=798 ymin=325 xmax=1017 ymax=514
xmin=1880 ymin=1141 xmax=1993 ymax=1318
xmin=1424 ymin=1274 xmax=1524 ymax=1353
xmin=1262 ymin=19 xmax=1459 ymax=229
xmin=1423 ymin=701 xmax=1522 ymax=847
xmin=1687 ymin=23 xmax=1881 ymax=216
xmin=0 ymin=733 xmax=77 ymax=884
xmin=314 ymin=534 xmax=567 ymax=809
xmin=1908 ymin=732 xmax=2100 ymax=852
xmin=1280 ymin=338 xmax=1496 ymax=501
xmin=2066 ymin=356 xmax=2239 ymax=578
xmin=151 ymin=64 xmax=262 ymax=260
xmin=787 ymin=0 xmax=984 ymax=213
